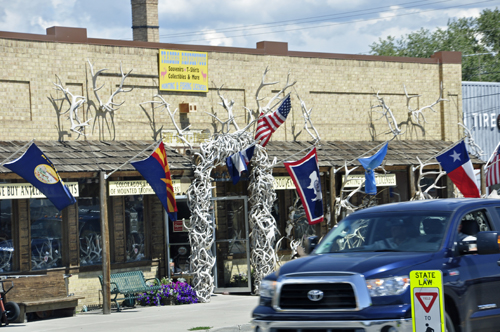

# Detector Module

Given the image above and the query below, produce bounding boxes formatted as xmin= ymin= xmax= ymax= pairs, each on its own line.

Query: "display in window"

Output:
xmin=125 ymin=195 xmax=145 ymax=262
xmin=30 ymin=199 xmax=62 ymax=270
xmin=78 ymin=182 xmax=102 ymax=266
xmin=0 ymin=200 xmax=13 ymax=272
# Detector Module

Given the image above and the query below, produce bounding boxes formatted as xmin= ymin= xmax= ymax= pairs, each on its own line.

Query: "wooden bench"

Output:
xmin=5 ymin=272 xmax=84 ymax=323
xmin=98 ymin=271 xmax=161 ymax=311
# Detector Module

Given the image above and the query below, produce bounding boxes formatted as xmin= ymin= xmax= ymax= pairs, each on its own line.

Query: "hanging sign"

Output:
xmin=109 ymin=180 xmax=181 ymax=196
xmin=342 ymin=174 xmax=396 ymax=188
xmin=159 ymin=49 xmax=208 ymax=92
xmin=0 ymin=182 xmax=79 ymax=199
xmin=273 ymin=176 xmax=296 ymax=190
xmin=410 ymin=270 xmax=445 ymax=332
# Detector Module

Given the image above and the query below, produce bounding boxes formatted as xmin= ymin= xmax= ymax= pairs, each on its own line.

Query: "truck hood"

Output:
xmin=277 ymin=252 xmax=434 ymax=279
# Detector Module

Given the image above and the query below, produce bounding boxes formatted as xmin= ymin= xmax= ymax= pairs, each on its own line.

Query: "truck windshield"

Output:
xmin=315 ymin=211 xmax=452 ymax=253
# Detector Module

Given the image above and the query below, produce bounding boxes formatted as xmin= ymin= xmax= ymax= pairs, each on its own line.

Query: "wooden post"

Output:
xmin=100 ymin=171 xmax=111 ymax=314
xmin=408 ymin=165 xmax=416 ymax=199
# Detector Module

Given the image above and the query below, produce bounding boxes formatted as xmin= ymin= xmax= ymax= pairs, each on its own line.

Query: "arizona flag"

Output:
xmin=284 ymin=148 xmax=324 ymax=225
xmin=3 ymin=142 xmax=76 ymax=211
xmin=131 ymin=142 xmax=177 ymax=221
xmin=226 ymin=145 xmax=255 ymax=185
xmin=436 ymin=140 xmax=480 ymax=198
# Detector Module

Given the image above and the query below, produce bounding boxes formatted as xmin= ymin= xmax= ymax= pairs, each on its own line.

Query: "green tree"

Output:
xmin=369 ymin=8 xmax=500 ymax=82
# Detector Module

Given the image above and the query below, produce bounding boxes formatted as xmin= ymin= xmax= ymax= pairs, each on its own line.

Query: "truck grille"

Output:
xmin=279 ymin=283 xmax=356 ymax=310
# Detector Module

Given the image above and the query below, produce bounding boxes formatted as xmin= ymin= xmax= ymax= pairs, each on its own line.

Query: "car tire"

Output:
xmin=445 ymin=311 xmax=456 ymax=332
xmin=5 ymin=301 xmax=20 ymax=322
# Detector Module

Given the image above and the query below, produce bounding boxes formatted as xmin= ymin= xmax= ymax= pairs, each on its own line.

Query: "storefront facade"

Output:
xmin=0 ymin=22 xmax=475 ymax=305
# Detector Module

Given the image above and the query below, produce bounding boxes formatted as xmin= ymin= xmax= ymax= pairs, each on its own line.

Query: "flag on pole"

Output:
xmin=284 ymin=148 xmax=324 ymax=225
xmin=131 ymin=142 xmax=178 ymax=221
xmin=255 ymin=94 xmax=291 ymax=147
xmin=3 ymin=142 xmax=76 ymax=211
xmin=436 ymin=140 xmax=480 ymax=198
xmin=486 ymin=144 xmax=500 ymax=187
xmin=358 ymin=142 xmax=389 ymax=195
xmin=226 ymin=145 xmax=255 ymax=185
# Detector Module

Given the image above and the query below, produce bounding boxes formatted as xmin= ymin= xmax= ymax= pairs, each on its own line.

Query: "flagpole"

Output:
xmin=485 ymin=141 xmax=500 ymax=167
xmin=0 ymin=139 xmax=34 ymax=166
xmin=103 ymin=139 xmax=161 ymax=180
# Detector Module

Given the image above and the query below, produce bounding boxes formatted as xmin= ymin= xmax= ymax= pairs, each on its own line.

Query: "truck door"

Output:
xmin=455 ymin=208 xmax=500 ymax=331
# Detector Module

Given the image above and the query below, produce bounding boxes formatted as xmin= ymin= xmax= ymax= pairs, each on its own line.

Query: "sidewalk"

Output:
xmin=6 ymin=294 xmax=257 ymax=332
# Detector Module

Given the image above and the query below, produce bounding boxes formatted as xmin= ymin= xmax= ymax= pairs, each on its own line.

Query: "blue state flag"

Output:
xmin=4 ymin=142 xmax=76 ymax=211
xmin=284 ymin=148 xmax=324 ymax=225
xmin=358 ymin=142 xmax=389 ymax=195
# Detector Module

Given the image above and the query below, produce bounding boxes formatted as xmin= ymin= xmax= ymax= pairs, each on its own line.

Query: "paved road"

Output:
xmin=6 ymin=294 xmax=257 ymax=332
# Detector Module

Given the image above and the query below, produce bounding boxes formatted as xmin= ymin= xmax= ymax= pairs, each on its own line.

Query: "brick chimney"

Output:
xmin=131 ymin=0 xmax=159 ymax=42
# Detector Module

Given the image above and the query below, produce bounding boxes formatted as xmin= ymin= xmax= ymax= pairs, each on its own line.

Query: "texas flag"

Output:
xmin=435 ymin=140 xmax=480 ymax=198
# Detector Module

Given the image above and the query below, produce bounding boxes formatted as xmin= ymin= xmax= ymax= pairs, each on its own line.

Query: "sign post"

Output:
xmin=410 ymin=270 xmax=445 ymax=332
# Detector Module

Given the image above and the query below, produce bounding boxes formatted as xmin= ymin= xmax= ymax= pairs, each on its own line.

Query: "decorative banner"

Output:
xmin=3 ymin=142 xmax=76 ymax=211
xmin=159 ymin=49 xmax=208 ymax=92
xmin=0 ymin=182 xmax=79 ymax=199
xmin=284 ymin=148 xmax=324 ymax=225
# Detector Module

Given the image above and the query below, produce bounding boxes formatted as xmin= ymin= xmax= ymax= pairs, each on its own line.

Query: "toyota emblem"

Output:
xmin=307 ymin=289 xmax=324 ymax=301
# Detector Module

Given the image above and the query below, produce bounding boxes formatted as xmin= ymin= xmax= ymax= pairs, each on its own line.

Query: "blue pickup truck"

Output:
xmin=252 ymin=198 xmax=500 ymax=332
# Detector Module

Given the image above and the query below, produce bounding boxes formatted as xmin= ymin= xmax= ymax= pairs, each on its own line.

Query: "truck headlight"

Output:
xmin=366 ymin=275 xmax=410 ymax=297
xmin=260 ymin=280 xmax=277 ymax=299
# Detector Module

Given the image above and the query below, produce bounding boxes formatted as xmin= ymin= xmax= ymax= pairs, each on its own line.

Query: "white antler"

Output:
xmin=404 ymin=82 xmax=448 ymax=125
xmin=371 ymin=91 xmax=402 ymax=137
xmin=88 ymin=60 xmax=133 ymax=113
xmin=296 ymin=90 xmax=320 ymax=144
xmin=140 ymin=95 xmax=193 ymax=149
xmin=52 ymin=75 xmax=91 ymax=137
xmin=411 ymin=157 xmax=447 ymax=200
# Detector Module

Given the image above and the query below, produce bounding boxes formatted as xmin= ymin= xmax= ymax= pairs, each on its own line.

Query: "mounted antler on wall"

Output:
xmin=88 ymin=60 xmax=134 ymax=114
xmin=410 ymin=157 xmax=447 ymax=200
xmin=51 ymin=75 xmax=91 ymax=138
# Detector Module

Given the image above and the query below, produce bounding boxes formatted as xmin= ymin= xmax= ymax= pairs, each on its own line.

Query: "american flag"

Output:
xmin=486 ymin=145 xmax=500 ymax=187
xmin=255 ymin=94 xmax=291 ymax=147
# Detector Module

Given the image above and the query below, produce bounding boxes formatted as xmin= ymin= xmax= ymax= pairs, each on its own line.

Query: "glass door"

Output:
xmin=212 ymin=196 xmax=251 ymax=293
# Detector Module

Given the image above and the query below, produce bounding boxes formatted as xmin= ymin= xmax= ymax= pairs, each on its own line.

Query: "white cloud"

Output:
xmin=202 ymin=29 xmax=233 ymax=47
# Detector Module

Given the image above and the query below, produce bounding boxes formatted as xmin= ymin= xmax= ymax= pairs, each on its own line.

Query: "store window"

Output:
xmin=125 ymin=195 xmax=145 ymax=262
xmin=78 ymin=181 xmax=101 ymax=266
xmin=0 ymin=200 xmax=13 ymax=272
xmin=30 ymin=198 xmax=62 ymax=270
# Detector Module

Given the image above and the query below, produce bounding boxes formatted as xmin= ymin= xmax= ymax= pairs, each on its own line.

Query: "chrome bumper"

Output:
xmin=252 ymin=318 xmax=412 ymax=332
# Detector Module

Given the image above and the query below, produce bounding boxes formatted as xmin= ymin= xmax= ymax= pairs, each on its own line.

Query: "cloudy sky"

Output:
xmin=0 ymin=0 xmax=498 ymax=55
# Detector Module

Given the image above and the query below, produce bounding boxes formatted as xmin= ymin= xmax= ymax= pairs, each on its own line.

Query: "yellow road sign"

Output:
xmin=410 ymin=270 xmax=445 ymax=332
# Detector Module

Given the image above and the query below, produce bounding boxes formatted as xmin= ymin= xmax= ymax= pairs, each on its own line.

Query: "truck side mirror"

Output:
xmin=305 ymin=236 xmax=319 ymax=254
xmin=477 ymin=231 xmax=500 ymax=255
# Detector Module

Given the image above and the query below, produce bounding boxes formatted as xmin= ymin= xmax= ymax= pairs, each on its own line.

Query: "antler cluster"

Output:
xmin=51 ymin=75 xmax=91 ymax=137
xmin=88 ymin=60 xmax=133 ymax=113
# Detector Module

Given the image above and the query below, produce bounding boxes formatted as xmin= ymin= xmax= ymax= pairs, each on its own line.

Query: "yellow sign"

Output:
xmin=342 ymin=174 xmax=396 ymax=188
xmin=109 ymin=180 xmax=182 ymax=196
xmin=0 ymin=182 xmax=79 ymax=199
xmin=410 ymin=270 xmax=445 ymax=332
xmin=159 ymin=49 xmax=208 ymax=92
xmin=273 ymin=176 xmax=296 ymax=190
